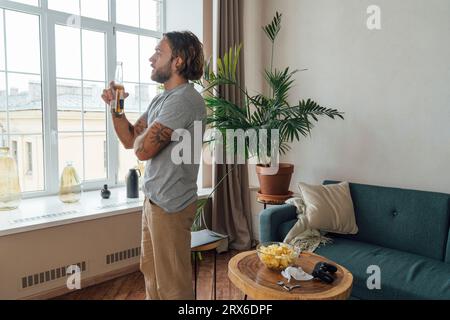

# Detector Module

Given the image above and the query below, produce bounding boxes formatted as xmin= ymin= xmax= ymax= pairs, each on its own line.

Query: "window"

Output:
xmin=0 ymin=8 xmax=44 ymax=192
xmin=55 ymin=25 xmax=108 ymax=182
xmin=0 ymin=1 xmax=165 ymax=197
xmin=116 ymin=0 xmax=161 ymax=31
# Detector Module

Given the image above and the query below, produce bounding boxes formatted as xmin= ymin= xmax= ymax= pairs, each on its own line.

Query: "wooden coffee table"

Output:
xmin=228 ymin=251 xmax=353 ymax=300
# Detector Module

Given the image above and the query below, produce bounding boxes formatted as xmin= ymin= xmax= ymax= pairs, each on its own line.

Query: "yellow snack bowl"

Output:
xmin=256 ymin=242 xmax=301 ymax=271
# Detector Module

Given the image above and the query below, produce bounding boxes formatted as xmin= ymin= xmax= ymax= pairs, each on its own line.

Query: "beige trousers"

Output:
xmin=140 ymin=198 xmax=196 ymax=300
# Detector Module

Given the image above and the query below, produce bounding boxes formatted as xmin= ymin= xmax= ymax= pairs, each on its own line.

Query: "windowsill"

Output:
xmin=0 ymin=187 xmax=213 ymax=237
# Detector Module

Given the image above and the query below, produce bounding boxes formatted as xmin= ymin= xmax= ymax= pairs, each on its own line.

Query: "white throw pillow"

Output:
xmin=298 ymin=182 xmax=358 ymax=235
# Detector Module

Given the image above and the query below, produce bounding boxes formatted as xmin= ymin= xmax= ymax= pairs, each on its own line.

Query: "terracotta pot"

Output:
xmin=256 ymin=163 xmax=294 ymax=196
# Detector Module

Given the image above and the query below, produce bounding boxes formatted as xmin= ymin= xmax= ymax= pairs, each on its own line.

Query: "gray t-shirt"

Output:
xmin=142 ymin=83 xmax=206 ymax=213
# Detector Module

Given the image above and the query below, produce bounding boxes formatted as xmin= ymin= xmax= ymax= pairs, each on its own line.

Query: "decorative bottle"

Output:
xmin=0 ymin=147 xmax=21 ymax=211
xmin=101 ymin=184 xmax=111 ymax=199
xmin=59 ymin=162 xmax=82 ymax=203
xmin=126 ymin=169 xmax=140 ymax=199
xmin=136 ymin=160 xmax=145 ymax=190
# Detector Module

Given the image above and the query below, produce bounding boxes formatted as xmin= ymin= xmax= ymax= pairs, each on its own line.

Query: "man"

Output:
xmin=101 ymin=31 xmax=206 ymax=300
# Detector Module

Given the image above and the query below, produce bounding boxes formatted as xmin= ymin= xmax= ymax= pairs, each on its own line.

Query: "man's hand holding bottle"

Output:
xmin=102 ymin=62 xmax=129 ymax=117
xmin=101 ymin=80 xmax=130 ymax=117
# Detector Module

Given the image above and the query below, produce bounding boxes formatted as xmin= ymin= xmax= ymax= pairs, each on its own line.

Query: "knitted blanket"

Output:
xmin=283 ymin=197 xmax=333 ymax=252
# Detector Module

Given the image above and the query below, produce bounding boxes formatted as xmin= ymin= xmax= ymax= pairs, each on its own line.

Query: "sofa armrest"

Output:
xmin=259 ymin=204 xmax=297 ymax=243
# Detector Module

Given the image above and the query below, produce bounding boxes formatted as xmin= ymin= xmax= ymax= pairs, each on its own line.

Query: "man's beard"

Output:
xmin=151 ymin=60 xmax=172 ymax=84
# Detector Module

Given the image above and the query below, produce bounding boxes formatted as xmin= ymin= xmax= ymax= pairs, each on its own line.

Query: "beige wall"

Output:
xmin=244 ymin=0 xmax=450 ymax=239
xmin=242 ymin=0 xmax=268 ymax=240
xmin=267 ymin=0 xmax=450 ymax=193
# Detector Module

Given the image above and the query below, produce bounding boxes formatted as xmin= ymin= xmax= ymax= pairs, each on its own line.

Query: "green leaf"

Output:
xmin=263 ymin=11 xmax=282 ymax=43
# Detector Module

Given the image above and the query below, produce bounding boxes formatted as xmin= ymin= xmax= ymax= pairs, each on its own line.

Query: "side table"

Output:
xmin=228 ymin=251 xmax=353 ymax=300
xmin=191 ymin=230 xmax=228 ymax=300
xmin=257 ymin=191 xmax=294 ymax=209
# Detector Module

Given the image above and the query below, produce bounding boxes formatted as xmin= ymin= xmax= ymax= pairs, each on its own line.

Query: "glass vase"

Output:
xmin=136 ymin=160 xmax=145 ymax=190
xmin=0 ymin=147 xmax=22 ymax=211
xmin=59 ymin=162 xmax=82 ymax=203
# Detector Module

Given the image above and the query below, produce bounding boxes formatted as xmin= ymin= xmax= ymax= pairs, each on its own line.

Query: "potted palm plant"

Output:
xmin=194 ymin=11 xmax=344 ymax=202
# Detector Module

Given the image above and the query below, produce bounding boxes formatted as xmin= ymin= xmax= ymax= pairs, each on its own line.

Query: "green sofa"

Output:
xmin=259 ymin=181 xmax=450 ymax=300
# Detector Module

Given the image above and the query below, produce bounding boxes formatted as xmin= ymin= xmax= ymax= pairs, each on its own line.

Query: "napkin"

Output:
xmin=281 ymin=266 xmax=314 ymax=282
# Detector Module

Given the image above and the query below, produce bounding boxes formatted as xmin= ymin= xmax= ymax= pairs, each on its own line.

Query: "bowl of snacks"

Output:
xmin=256 ymin=242 xmax=301 ymax=271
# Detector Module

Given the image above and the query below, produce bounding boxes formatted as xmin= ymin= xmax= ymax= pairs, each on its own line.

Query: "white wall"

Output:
xmin=165 ymin=0 xmax=203 ymax=41
xmin=245 ymin=0 xmax=450 ymax=196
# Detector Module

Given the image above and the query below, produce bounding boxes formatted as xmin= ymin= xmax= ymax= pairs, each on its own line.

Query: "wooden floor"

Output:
xmin=55 ymin=250 xmax=246 ymax=300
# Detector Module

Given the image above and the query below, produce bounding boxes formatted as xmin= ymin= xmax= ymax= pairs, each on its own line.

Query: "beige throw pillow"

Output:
xmin=298 ymin=182 xmax=358 ymax=235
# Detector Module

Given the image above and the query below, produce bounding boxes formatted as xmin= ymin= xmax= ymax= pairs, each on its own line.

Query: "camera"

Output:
xmin=312 ymin=262 xmax=338 ymax=284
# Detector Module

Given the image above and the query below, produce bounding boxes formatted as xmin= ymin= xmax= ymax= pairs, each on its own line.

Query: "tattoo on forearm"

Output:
xmin=150 ymin=124 xmax=173 ymax=147
xmin=136 ymin=141 xmax=146 ymax=154
xmin=135 ymin=123 xmax=173 ymax=157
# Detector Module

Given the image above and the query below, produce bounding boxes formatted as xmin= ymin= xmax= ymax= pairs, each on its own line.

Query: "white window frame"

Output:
xmin=0 ymin=0 xmax=166 ymax=198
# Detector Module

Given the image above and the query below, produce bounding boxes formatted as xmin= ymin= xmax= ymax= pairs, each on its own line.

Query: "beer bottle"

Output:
xmin=114 ymin=62 xmax=125 ymax=116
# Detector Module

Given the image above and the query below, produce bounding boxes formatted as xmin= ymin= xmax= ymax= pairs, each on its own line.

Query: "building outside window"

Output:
xmin=25 ymin=141 xmax=32 ymax=174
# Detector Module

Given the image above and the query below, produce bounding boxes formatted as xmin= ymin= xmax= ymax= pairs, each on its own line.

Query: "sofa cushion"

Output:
xmin=324 ymin=181 xmax=450 ymax=261
xmin=298 ymin=182 xmax=358 ymax=234
xmin=315 ymin=238 xmax=450 ymax=300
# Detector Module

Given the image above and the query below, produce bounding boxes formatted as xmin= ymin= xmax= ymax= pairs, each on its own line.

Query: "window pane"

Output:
xmin=7 ymin=73 xmax=43 ymax=135
xmin=83 ymin=81 xmax=106 ymax=131
xmin=56 ymin=25 xmax=81 ymax=79
xmin=81 ymin=0 xmax=108 ymax=21
xmin=140 ymin=0 xmax=161 ymax=31
xmin=57 ymin=79 xmax=82 ymax=132
xmin=0 ymin=10 xmax=5 ymax=71
xmin=58 ymin=132 xmax=83 ymax=181
xmin=118 ymin=149 xmax=139 ymax=183
xmin=5 ymin=11 xmax=41 ymax=74
xmin=10 ymin=0 xmax=39 ymax=6
xmin=118 ymin=106 xmax=140 ymax=183
xmin=9 ymin=134 xmax=45 ymax=192
xmin=0 ymin=72 xmax=6 ymax=134
xmin=116 ymin=0 xmax=139 ymax=28
xmin=82 ymin=29 xmax=105 ymax=81
xmin=84 ymin=132 xmax=106 ymax=180
xmin=140 ymin=36 xmax=158 ymax=83
xmin=117 ymin=32 xmax=139 ymax=82
xmin=48 ymin=0 xmax=79 ymax=15
xmin=140 ymin=84 xmax=158 ymax=111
